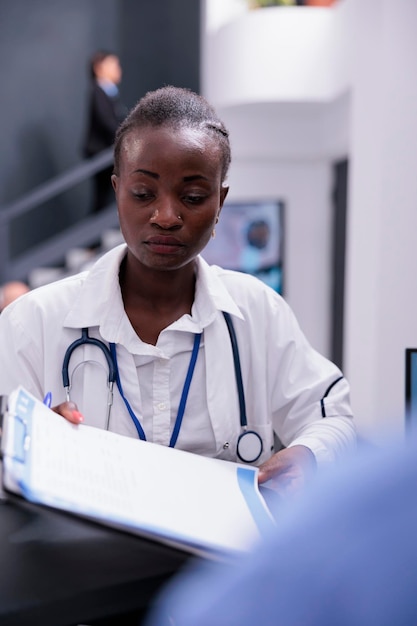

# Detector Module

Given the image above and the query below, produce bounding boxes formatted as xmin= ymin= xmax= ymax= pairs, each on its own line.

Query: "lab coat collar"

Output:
xmin=63 ymin=244 xmax=127 ymax=334
xmin=63 ymin=245 xmax=244 ymax=338
xmin=195 ymin=255 xmax=244 ymax=322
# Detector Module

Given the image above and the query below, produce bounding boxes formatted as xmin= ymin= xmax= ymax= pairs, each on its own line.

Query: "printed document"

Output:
xmin=1 ymin=387 xmax=274 ymax=557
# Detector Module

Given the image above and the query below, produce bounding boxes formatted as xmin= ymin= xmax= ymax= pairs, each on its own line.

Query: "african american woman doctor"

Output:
xmin=0 ymin=87 xmax=355 ymax=497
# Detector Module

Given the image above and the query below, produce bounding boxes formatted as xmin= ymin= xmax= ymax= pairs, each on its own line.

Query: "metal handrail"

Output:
xmin=0 ymin=148 xmax=119 ymax=283
xmin=0 ymin=149 xmax=113 ymax=222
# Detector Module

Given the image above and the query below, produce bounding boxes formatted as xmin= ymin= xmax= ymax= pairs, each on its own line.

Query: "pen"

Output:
xmin=43 ymin=392 xmax=52 ymax=408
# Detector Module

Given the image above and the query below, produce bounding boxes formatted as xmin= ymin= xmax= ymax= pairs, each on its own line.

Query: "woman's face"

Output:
xmin=112 ymin=125 xmax=228 ymax=273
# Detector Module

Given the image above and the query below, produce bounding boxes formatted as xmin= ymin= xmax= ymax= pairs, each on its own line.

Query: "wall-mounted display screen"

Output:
xmin=405 ymin=348 xmax=417 ymax=431
xmin=202 ymin=200 xmax=284 ymax=294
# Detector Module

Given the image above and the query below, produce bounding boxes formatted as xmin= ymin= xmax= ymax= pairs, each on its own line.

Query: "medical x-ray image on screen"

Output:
xmin=202 ymin=200 xmax=284 ymax=294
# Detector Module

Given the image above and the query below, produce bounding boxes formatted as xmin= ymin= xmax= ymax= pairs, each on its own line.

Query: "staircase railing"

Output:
xmin=0 ymin=149 xmax=120 ymax=283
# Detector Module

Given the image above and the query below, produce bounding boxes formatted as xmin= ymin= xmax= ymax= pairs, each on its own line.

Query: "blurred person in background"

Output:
xmin=0 ymin=281 xmax=30 ymax=312
xmin=82 ymin=50 xmax=127 ymax=213
xmin=145 ymin=434 xmax=417 ymax=626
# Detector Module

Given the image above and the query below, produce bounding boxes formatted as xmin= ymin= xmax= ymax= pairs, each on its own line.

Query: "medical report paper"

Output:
xmin=1 ymin=387 xmax=274 ymax=558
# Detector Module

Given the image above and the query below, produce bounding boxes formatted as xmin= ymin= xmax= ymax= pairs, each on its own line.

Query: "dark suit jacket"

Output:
xmin=82 ymin=82 xmax=126 ymax=158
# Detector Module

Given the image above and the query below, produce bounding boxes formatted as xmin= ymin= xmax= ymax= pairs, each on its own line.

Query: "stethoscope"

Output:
xmin=62 ymin=312 xmax=263 ymax=464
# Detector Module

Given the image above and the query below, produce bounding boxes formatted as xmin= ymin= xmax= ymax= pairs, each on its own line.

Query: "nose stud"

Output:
xmin=149 ymin=209 xmax=182 ymax=225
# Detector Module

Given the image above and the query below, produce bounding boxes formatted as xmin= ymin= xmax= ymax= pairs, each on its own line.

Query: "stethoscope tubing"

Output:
xmin=223 ymin=311 xmax=247 ymax=429
xmin=62 ymin=315 xmax=246 ymax=425
xmin=61 ymin=314 xmax=263 ymax=462
xmin=62 ymin=328 xmax=116 ymax=388
xmin=60 ymin=316 xmax=345 ymax=464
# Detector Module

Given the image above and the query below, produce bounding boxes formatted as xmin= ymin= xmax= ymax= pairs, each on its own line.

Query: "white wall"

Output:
xmin=344 ymin=0 xmax=417 ymax=442
xmin=202 ymin=0 xmax=417 ymax=443
xmin=216 ymin=96 xmax=350 ymax=356
xmin=202 ymin=1 xmax=351 ymax=358
xmin=226 ymin=157 xmax=333 ymax=354
xmin=202 ymin=3 xmax=351 ymax=105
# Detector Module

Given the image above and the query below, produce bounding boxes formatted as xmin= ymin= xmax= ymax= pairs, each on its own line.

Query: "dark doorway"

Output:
xmin=331 ymin=158 xmax=348 ymax=370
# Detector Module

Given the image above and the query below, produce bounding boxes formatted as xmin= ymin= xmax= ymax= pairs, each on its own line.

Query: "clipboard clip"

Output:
xmin=8 ymin=413 xmax=31 ymax=464
xmin=0 ymin=388 xmax=36 ymax=503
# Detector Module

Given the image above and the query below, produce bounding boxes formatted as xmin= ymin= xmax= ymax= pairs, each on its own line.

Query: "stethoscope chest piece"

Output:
xmin=237 ymin=430 xmax=263 ymax=464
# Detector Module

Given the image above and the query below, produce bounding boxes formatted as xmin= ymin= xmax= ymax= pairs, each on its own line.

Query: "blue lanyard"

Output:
xmin=109 ymin=333 xmax=202 ymax=447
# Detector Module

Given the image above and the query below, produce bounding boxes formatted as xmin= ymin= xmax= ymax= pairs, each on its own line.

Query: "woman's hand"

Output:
xmin=258 ymin=445 xmax=317 ymax=499
xmin=52 ymin=401 xmax=84 ymax=424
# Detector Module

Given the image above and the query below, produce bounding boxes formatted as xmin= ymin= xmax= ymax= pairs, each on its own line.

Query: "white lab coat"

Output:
xmin=0 ymin=245 xmax=355 ymax=466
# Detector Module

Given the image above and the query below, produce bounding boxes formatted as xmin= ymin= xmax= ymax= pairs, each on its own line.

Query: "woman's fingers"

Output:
xmin=52 ymin=401 xmax=84 ymax=424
